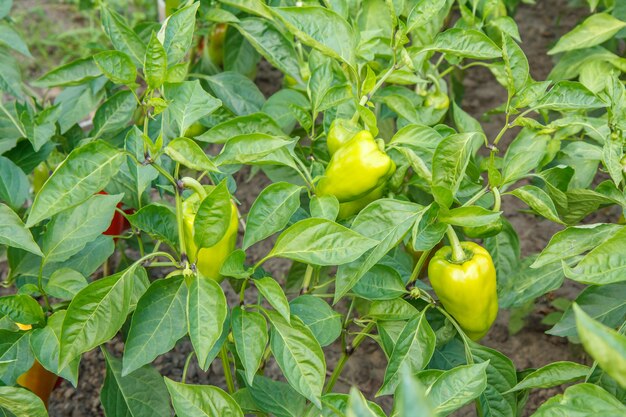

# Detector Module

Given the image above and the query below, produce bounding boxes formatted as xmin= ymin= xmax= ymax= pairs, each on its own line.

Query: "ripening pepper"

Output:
xmin=326 ymin=118 xmax=361 ymax=156
xmin=182 ymin=190 xmax=239 ymax=281
xmin=316 ymin=130 xmax=395 ymax=203
xmin=337 ymin=185 xmax=384 ymax=219
xmin=428 ymin=241 xmax=498 ymax=340
xmin=16 ymin=324 xmax=59 ymax=408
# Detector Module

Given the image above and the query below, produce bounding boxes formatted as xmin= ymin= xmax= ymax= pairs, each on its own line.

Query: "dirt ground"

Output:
xmin=5 ymin=1 xmax=609 ymax=416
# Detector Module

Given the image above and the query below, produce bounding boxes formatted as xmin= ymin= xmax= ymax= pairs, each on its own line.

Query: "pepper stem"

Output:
xmin=492 ymin=187 xmax=501 ymax=212
xmin=180 ymin=176 xmax=207 ymax=199
xmin=446 ymin=225 xmax=467 ymax=263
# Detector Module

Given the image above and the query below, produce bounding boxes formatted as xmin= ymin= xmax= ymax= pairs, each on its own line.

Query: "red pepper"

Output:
xmin=98 ymin=191 xmax=131 ymax=237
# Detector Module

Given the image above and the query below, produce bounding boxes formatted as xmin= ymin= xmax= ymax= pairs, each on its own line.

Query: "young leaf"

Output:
xmin=93 ymin=50 xmax=136 ymax=84
xmin=123 ymin=276 xmax=188 ymax=375
xmin=216 ymin=134 xmax=294 ymax=165
xmin=27 ymin=141 xmax=124 ymax=227
xmin=289 ymin=295 xmax=341 ymax=347
xmin=427 ymin=28 xmax=501 ymax=59
xmin=163 ymin=80 xmax=222 ymax=137
xmin=564 ymin=227 xmax=626 ymax=284
xmin=243 ymin=182 xmax=303 ymax=249
xmin=101 ymin=6 xmax=146 ymax=66
xmin=159 ymin=2 xmax=200 ymax=65
xmin=187 ymin=277 xmax=228 ymax=370
xmin=144 ymin=32 xmax=167 ymax=89
xmin=378 ymin=309 xmax=436 ymax=396
xmin=255 ymin=277 xmax=291 ymax=323
xmin=195 ymin=113 xmax=284 ymax=144
xmin=165 ymin=137 xmax=219 ymax=173
xmin=101 ymin=349 xmax=171 ymax=417
xmin=231 ymin=307 xmax=268 ymax=385
xmin=33 ymin=57 xmax=101 ymax=87
xmin=0 ymin=203 xmax=42 ymax=256
xmin=574 ymin=304 xmax=626 ymax=388
xmin=507 ymin=361 xmax=589 ymax=392
xmin=165 ymin=378 xmax=244 ymax=417
xmin=91 ymin=90 xmax=137 ymax=138
xmin=509 ymin=185 xmax=563 ymax=224
xmin=427 ymin=362 xmax=489 ymax=415
xmin=268 ymin=218 xmax=377 ymax=266
xmin=127 ymin=203 xmax=179 ymax=251
xmin=267 ymin=311 xmax=326 ymax=408
xmin=309 ymin=195 xmax=339 ymax=221
xmin=549 ymin=13 xmax=626 ymax=55
xmin=194 ymin=181 xmax=231 ymax=248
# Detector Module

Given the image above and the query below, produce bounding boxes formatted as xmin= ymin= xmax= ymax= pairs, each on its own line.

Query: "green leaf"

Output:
xmin=393 ymin=370 xmax=436 ymax=417
xmin=431 ymin=132 xmax=483 ymax=208
xmin=166 ymin=137 xmax=219 ymax=173
xmin=45 ymin=268 xmax=88 ymax=300
xmin=509 ymin=185 xmax=563 ymax=224
xmin=289 ymin=295 xmax=342 ymax=347
xmin=548 ymin=283 xmax=626 ymax=339
xmin=41 ymin=193 xmax=122 ymax=264
xmin=216 ymin=133 xmax=293 ymax=165
xmin=271 ymin=6 xmax=355 ymax=66
xmin=0 ymin=294 xmax=44 ymax=326
xmin=34 ymin=57 xmax=101 ymax=87
xmin=549 ymin=13 xmax=626 ymax=55
xmin=59 ymin=265 xmax=139 ymax=367
xmin=470 ymin=343 xmax=517 ymax=417
xmin=499 ymin=256 xmax=566 ymax=309
xmin=267 ymin=311 xmax=325 ymax=408
xmin=163 ymin=80 xmax=222 ymax=137
xmin=532 ymin=223 xmax=621 ymax=268
xmin=426 ymin=28 xmax=501 ymax=59
xmin=534 ymin=81 xmax=605 ymax=111
xmin=502 ymin=130 xmax=548 ymax=185
xmin=27 ymin=140 xmax=124 ymax=227
xmin=187 ymin=277 xmax=228 ymax=370
xmin=564 ymin=226 xmax=626 ymax=284
xmin=438 ymin=206 xmax=501 ymax=227
xmin=243 ymin=182 xmax=302 ymax=249
xmin=195 ymin=113 xmax=284 ymax=144
xmin=352 ymin=264 xmax=408 ymax=301
xmin=502 ymin=34 xmax=529 ymax=95
xmin=0 ymin=51 xmax=22 ymax=97
xmin=574 ymin=305 xmax=626 ymax=388
xmin=165 ymin=378 xmax=244 ymax=417
xmin=194 ymin=181 xmax=231 ymax=248
xmin=533 ymin=383 xmax=626 ymax=416
xmin=127 ymin=203 xmax=179 ymax=251
xmin=232 ymin=306 xmax=268 ymax=385
xmin=93 ymin=50 xmax=136 ymax=84
xmin=0 ymin=387 xmax=48 ymax=417
xmin=0 ymin=203 xmax=42 ymax=256
xmin=378 ymin=309 xmax=436 ymax=396
xmin=334 ymin=200 xmax=423 ymax=302
xmin=205 ymin=71 xmax=265 ymax=116
xmin=30 ymin=311 xmax=80 ymax=386
xmin=144 ymin=32 xmax=167 ymax=89
xmin=159 ymin=2 xmax=199 ymax=65
xmin=101 ymin=6 xmax=146 ymax=66
xmin=347 ymin=388 xmax=380 ymax=417
xmin=368 ymin=299 xmax=418 ymax=321
xmin=255 ymin=277 xmax=291 ymax=323
xmin=309 ymin=195 xmax=339 ymax=221
xmin=123 ymin=276 xmax=188 ymax=375
xmin=247 ymin=375 xmax=306 ymax=417
xmin=427 ymin=362 xmax=489 ymax=415
xmin=101 ymin=349 xmax=171 ymax=417
xmin=0 ymin=22 xmax=31 ymax=57
xmin=507 ymin=361 xmax=589 ymax=392
xmin=91 ymin=90 xmax=137 ymax=138
xmin=0 ymin=329 xmax=32 ymax=385
xmin=235 ymin=18 xmax=300 ymax=81
xmin=268 ymin=218 xmax=377 ymax=266
xmin=406 ymin=0 xmax=449 ymax=33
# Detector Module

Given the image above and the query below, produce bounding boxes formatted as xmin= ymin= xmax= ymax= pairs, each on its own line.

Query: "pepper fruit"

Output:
xmin=97 ymin=191 xmax=131 ymax=237
xmin=208 ymin=23 xmax=227 ymax=68
xmin=32 ymin=163 xmax=50 ymax=194
xmin=182 ymin=190 xmax=239 ymax=281
xmin=316 ymin=130 xmax=395 ymax=203
xmin=428 ymin=241 xmax=498 ymax=340
xmin=326 ymin=118 xmax=361 ymax=156
xmin=15 ymin=324 xmax=59 ymax=408
xmin=337 ymin=185 xmax=384 ymax=220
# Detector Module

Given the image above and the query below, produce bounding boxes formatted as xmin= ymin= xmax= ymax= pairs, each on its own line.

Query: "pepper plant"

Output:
xmin=1 ymin=0 xmax=625 ymax=416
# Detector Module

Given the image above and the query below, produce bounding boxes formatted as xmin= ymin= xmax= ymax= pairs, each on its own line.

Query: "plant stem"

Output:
xmin=181 ymin=351 xmax=195 ymax=383
xmin=446 ymin=226 xmax=467 ymax=263
xmin=408 ymin=249 xmax=432 ymax=284
xmin=301 ymin=264 xmax=313 ymax=293
xmin=492 ymin=187 xmax=502 ymax=212
xmin=462 ymin=186 xmax=489 ymax=207
xmin=174 ymin=181 xmax=187 ymax=265
xmin=180 ymin=176 xmax=207 ymax=198
xmin=359 ymin=64 xmax=396 ymax=106
xmin=220 ymin=346 xmax=235 ymax=394
xmin=324 ymin=322 xmax=375 ymax=393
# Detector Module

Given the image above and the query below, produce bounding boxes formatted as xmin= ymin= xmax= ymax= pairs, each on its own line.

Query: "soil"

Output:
xmin=5 ymin=1 xmax=610 ymax=416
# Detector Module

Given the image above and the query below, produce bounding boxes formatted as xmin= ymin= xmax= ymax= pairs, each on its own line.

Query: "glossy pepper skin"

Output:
xmin=316 ymin=131 xmax=395 ymax=203
xmin=182 ymin=192 xmax=239 ymax=281
xmin=16 ymin=324 xmax=59 ymax=408
xmin=327 ymin=118 xmax=361 ymax=156
xmin=428 ymin=242 xmax=498 ymax=340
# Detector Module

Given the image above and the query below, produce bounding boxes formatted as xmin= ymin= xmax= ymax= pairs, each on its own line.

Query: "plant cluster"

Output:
xmin=0 ymin=0 xmax=625 ymax=416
